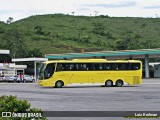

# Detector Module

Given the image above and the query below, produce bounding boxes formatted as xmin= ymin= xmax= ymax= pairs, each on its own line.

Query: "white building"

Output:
xmin=0 ymin=63 xmax=27 ymax=76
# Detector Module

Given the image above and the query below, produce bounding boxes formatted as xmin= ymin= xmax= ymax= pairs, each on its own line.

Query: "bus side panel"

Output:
xmin=101 ymin=71 xmax=125 ymax=84
xmin=101 ymin=71 xmax=142 ymax=85
xmin=88 ymin=71 xmax=103 ymax=84
xmin=53 ymin=71 xmax=71 ymax=86
xmin=123 ymin=71 xmax=142 ymax=85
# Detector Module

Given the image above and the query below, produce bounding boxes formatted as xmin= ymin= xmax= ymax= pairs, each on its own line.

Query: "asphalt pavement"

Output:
xmin=0 ymin=78 xmax=160 ymax=120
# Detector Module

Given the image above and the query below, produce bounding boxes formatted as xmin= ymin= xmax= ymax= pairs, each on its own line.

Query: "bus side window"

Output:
xmin=56 ymin=63 xmax=63 ymax=71
xmin=77 ymin=64 xmax=82 ymax=70
xmin=87 ymin=63 xmax=94 ymax=70
xmin=93 ymin=64 xmax=99 ymax=70
xmin=82 ymin=64 xmax=88 ymax=70
xmin=119 ymin=63 xmax=126 ymax=70
xmin=64 ymin=64 xmax=74 ymax=71
xmin=127 ymin=63 xmax=132 ymax=70
xmin=132 ymin=63 xmax=140 ymax=70
xmin=112 ymin=63 xmax=119 ymax=70
xmin=103 ymin=63 xmax=111 ymax=70
xmin=78 ymin=63 xmax=92 ymax=71
xmin=99 ymin=64 xmax=103 ymax=70
xmin=74 ymin=64 xmax=79 ymax=70
xmin=93 ymin=63 xmax=103 ymax=70
xmin=65 ymin=64 xmax=71 ymax=70
xmin=69 ymin=64 xmax=74 ymax=70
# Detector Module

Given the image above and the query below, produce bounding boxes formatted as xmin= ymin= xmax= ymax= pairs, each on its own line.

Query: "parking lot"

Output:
xmin=0 ymin=78 xmax=160 ymax=120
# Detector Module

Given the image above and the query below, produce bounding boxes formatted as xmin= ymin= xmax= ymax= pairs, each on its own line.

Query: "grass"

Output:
xmin=0 ymin=14 xmax=160 ymax=56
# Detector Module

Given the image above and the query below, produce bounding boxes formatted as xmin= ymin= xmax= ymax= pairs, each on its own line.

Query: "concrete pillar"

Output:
xmin=145 ymin=54 xmax=149 ymax=78
xmin=34 ymin=61 xmax=37 ymax=82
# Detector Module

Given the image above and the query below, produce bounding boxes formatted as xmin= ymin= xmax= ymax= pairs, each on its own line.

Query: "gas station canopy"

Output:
xmin=12 ymin=58 xmax=48 ymax=62
xmin=0 ymin=50 xmax=10 ymax=54
xmin=45 ymin=48 xmax=160 ymax=78
xmin=45 ymin=48 xmax=160 ymax=59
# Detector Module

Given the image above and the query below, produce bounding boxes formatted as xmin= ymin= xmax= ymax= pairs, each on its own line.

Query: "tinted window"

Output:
xmin=44 ymin=63 xmax=55 ymax=79
xmin=56 ymin=62 xmax=140 ymax=71
xmin=103 ymin=63 xmax=111 ymax=70
xmin=56 ymin=63 xmax=94 ymax=71
xmin=131 ymin=63 xmax=140 ymax=70
xmin=93 ymin=63 xmax=103 ymax=70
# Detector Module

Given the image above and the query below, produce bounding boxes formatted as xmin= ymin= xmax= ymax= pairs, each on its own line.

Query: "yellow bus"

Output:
xmin=38 ymin=59 xmax=142 ymax=88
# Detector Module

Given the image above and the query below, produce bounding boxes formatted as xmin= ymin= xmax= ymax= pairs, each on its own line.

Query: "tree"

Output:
xmin=2 ymin=29 xmax=27 ymax=58
xmin=71 ymin=11 xmax=75 ymax=16
xmin=34 ymin=26 xmax=44 ymax=35
xmin=6 ymin=17 xmax=13 ymax=24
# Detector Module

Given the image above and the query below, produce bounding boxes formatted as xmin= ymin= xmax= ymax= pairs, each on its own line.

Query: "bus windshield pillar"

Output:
xmin=145 ymin=54 xmax=149 ymax=78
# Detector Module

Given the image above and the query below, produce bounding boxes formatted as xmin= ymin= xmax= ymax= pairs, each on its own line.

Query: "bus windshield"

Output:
xmin=39 ymin=63 xmax=56 ymax=80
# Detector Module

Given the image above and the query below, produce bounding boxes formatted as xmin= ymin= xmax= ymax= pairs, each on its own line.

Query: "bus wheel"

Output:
xmin=55 ymin=81 xmax=64 ymax=88
xmin=105 ymin=80 xmax=113 ymax=87
xmin=116 ymin=80 xmax=123 ymax=87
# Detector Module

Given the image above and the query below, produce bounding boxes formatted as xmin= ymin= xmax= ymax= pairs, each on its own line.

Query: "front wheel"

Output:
xmin=55 ymin=81 xmax=63 ymax=88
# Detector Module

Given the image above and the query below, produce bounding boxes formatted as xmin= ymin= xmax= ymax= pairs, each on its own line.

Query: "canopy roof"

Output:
xmin=45 ymin=48 xmax=160 ymax=59
xmin=0 ymin=50 xmax=10 ymax=54
xmin=12 ymin=58 xmax=48 ymax=62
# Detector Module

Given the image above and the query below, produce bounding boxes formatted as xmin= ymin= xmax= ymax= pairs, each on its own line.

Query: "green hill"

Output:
xmin=0 ymin=14 xmax=160 ymax=59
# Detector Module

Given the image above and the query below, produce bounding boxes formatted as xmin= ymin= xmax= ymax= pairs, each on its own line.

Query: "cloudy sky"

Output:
xmin=0 ymin=0 xmax=160 ymax=22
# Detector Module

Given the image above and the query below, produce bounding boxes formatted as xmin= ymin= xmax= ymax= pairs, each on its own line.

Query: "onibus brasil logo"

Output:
xmin=2 ymin=112 xmax=42 ymax=118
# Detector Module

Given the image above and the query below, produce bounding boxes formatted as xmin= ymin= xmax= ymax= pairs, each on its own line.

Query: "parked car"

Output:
xmin=23 ymin=75 xmax=35 ymax=82
xmin=16 ymin=77 xmax=23 ymax=83
xmin=16 ymin=75 xmax=35 ymax=83
xmin=2 ymin=75 xmax=11 ymax=82
xmin=1 ymin=75 xmax=18 ymax=82
xmin=7 ymin=75 xmax=18 ymax=82
xmin=0 ymin=76 xmax=5 ymax=82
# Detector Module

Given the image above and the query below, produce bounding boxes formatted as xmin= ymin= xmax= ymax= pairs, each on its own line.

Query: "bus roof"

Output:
xmin=43 ymin=59 xmax=141 ymax=64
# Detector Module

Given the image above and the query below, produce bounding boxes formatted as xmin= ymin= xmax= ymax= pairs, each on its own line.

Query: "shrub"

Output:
xmin=0 ymin=95 xmax=47 ymax=120
xmin=31 ymin=35 xmax=50 ymax=41
xmin=0 ymin=27 xmax=5 ymax=34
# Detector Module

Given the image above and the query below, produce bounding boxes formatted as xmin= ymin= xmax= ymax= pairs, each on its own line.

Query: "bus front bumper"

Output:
xmin=38 ymin=80 xmax=52 ymax=87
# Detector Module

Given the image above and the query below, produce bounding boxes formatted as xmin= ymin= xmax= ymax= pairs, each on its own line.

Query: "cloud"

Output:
xmin=78 ymin=8 xmax=90 ymax=11
xmin=1 ymin=0 xmax=160 ymax=21
xmin=81 ymin=1 xmax=137 ymax=8
xmin=143 ymin=5 xmax=160 ymax=9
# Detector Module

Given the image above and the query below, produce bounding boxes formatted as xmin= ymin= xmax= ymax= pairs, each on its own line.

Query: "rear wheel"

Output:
xmin=115 ymin=80 xmax=123 ymax=87
xmin=105 ymin=80 xmax=113 ymax=87
xmin=55 ymin=81 xmax=64 ymax=88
